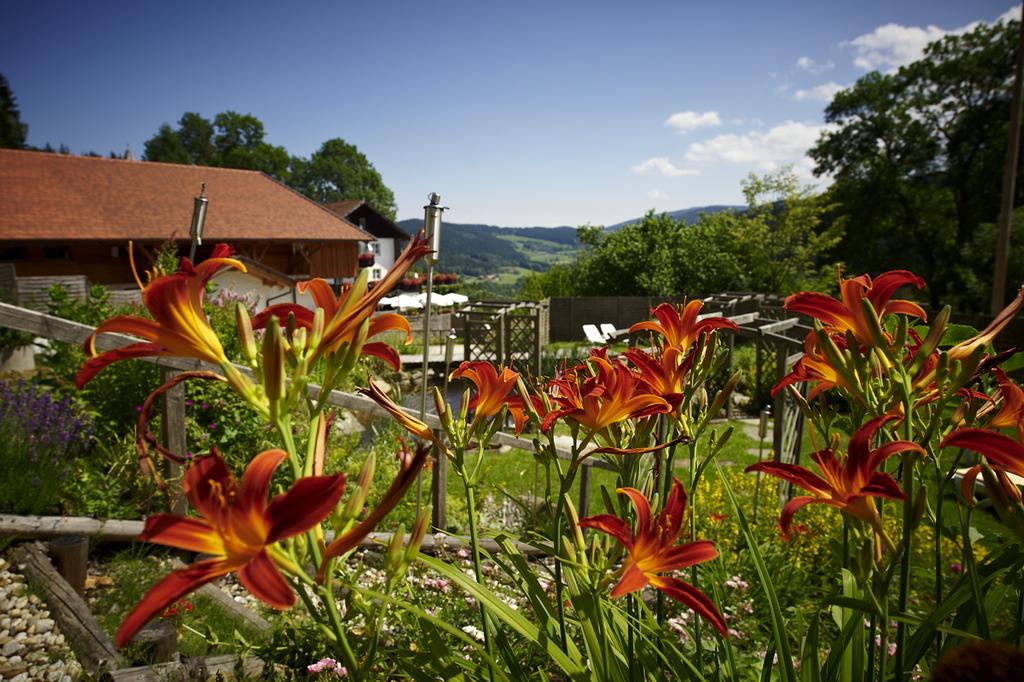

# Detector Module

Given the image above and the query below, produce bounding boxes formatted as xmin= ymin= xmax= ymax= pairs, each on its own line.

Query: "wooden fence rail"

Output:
xmin=0 ymin=301 xmax=611 ymax=531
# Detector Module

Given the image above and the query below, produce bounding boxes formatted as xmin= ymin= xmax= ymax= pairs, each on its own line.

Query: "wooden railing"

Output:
xmin=0 ymin=301 xmax=610 ymax=530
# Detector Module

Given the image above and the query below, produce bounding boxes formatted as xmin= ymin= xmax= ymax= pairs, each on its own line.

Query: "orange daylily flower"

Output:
xmin=76 ymin=244 xmax=245 ymax=388
xmin=540 ymin=354 xmax=670 ymax=434
xmin=450 ymin=361 xmax=537 ymax=435
xmin=773 ymin=333 xmax=852 ymax=400
xmin=629 ymin=301 xmax=737 ymax=353
xmin=116 ymin=448 xmax=346 ymax=647
xmin=943 ymin=427 xmax=1024 ymax=504
xmin=580 ymin=478 xmax=727 ymax=637
xmin=784 ymin=270 xmax=926 ymax=348
xmin=746 ymin=416 xmax=921 ymax=545
xmin=253 ymin=234 xmax=431 ymax=369
xmin=623 ymin=346 xmax=695 ymax=410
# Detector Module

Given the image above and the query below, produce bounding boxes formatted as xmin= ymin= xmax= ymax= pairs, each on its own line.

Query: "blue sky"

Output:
xmin=1 ymin=1 xmax=1017 ymax=226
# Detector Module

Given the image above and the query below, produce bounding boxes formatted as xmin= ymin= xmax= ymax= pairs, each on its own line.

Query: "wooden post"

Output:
xmin=49 ymin=535 xmax=88 ymax=596
xmin=578 ymin=464 xmax=591 ymax=520
xmin=160 ymin=367 xmax=187 ymax=515
xmin=496 ymin=312 xmax=506 ymax=365
xmin=126 ymin=621 xmax=177 ymax=665
xmin=772 ymin=341 xmax=786 ymax=464
xmin=431 ymin=442 xmax=448 ymax=532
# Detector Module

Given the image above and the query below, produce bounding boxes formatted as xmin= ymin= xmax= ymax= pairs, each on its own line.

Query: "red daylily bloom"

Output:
xmin=580 ymin=478 xmax=727 ymax=637
xmin=623 ymin=346 xmax=695 ymax=410
xmin=773 ymin=333 xmax=852 ymax=399
xmin=76 ymin=245 xmax=244 ymax=388
xmin=745 ymin=416 xmax=921 ymax=542
xmin=450 ymin=361 xmax=537 ymax=435
xmin=252 ymin=234 xmax=432 ymax=369
xmin=540 ymin=355 xmax=670 ymax=434
xmin=943 ymin=428 xmax=1024 ymax=504
xmin=784 ymin=270 xmax=926 ymax=348
xmin=116 ymin=448 xmax=346 ymax=647
xmin=985 ymin=368 xmax=1024 ymax=441
xmin=629 ymin=301 xmax=737 ymax=353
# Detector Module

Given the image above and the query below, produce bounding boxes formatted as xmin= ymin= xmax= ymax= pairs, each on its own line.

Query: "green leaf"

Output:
xmin=416 ymin=553 xmax=588 ymax=679
xmin=717 ymin=464 xmax=797 ymax=682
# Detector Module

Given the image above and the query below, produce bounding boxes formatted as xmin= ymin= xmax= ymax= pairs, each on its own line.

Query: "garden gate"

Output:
xmin=461 ymin=300 xmax=548 ymax=378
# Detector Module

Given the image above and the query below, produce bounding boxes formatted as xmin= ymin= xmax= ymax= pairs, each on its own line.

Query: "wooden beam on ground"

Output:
xmin=1 ymin=515 xmax=545 ymax=557
xmin=9 ymin=542 xmax=120 ymax=677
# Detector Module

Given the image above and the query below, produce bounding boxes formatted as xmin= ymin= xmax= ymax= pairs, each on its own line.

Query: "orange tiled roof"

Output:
xmin=0 ymin=149 xmax=372 ymax=242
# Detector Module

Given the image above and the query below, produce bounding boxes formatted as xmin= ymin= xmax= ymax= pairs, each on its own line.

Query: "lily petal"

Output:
xmin=115 ymin=558 xmax=230 ymax=647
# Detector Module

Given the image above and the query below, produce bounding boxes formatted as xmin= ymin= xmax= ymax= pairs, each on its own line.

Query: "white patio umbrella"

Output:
xmin=395 ymin=293 xmax=424 ymax=310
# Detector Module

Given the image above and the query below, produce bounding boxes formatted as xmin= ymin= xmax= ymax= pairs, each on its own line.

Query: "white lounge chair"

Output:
xmin=582 ymin=324 xmax=607 ymax=345
xmin=599 ymin=323 xmax=617 ymax=340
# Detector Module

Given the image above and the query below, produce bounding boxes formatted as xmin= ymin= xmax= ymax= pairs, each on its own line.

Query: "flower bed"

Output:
xmin=4 ymin=237 xmax=1023 ymax=680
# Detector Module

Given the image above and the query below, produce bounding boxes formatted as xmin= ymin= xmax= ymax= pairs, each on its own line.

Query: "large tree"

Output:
xmin=810 ymin=18 xmax=1020 ymax=308
xmin=290 ymin=138 xmax=397 ymax=220
xmin=0 ymin=73 xmax=28 ymax=149
xmin=143 ymin=110 xmax=291 ymax=181
xmin=143 ymin=114 xmax=396 ymax=218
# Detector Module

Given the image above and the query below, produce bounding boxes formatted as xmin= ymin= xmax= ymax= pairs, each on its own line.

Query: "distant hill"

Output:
xmin=605 ymin=205 xmax=745 ymax=231
xmin=395 ymin=219 xmax=579 ymax=277
xmin=395 ymin=205 xmax=748 ymax=281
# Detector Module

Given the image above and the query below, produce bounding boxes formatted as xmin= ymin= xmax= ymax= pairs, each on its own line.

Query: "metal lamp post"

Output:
xmin=188 ymin=184 xmax=208 ymax=262
xmin=417 ymin=193 xmax=447 ymax=513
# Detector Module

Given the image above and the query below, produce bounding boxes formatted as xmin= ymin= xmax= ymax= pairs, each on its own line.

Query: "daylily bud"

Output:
xmin=262 ymin=316 xmax=286 ymax=412
xmin=341 ymin=452 xmax=376 ymax=524
xmin=707 ymin=371 xmax=740 ymax=420
xmin=285 ymin=311 xmax=298 ymax=338
xmin=859 ymin=298 xmax=893 ymax=364
xmin=911 ymin=484 xmax=928 ymax=530
xmin=341 ymin=318 xmax=371 ymax=374
xmin=310 ymin=307 xmax=326 ymax=350
xmin=235 ymin=302 xmax=258 ymax=366
xmin=385 ymin=523 xmax=407 ymax=577
xmin=292 ymin=327 xmax=307 ymax=357
xmin=433 ymin=386 xmax=455 ymax=438
xmin=563 ymin=494 xmax=588 ymax=567
xmin=516 ymin=376 xmax=541 ymax=424
xmin=909 ymin=306 xmax=950 ymax=376
xmin=893 ymin=314 xmax=908 ymax=354
xmin=459 ymin=386 xmax=472 ymax=425
xmin=405 ymin=512 xmax=429 ymax=563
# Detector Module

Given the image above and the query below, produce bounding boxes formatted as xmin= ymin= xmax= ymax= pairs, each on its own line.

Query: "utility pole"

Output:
xmin=992 ymin=5 xmax=1024 ymax=314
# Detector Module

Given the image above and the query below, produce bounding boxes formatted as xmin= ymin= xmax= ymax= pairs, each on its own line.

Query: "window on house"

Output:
xmin=372 ymin=267 xmax=383 ymax=280
xmin=43 ymin=246 xmax=71 ymax=260
xmin=368 ymin=241 xmax=381 ymax=255
xmin=0 ymin=248 xmax=25 ymax=261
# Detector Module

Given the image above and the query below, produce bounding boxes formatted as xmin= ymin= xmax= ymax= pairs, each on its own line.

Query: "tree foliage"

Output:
xmin=810 ymin=17 xmax=1020 ymax=308
xmin=143 ymin=113 xmax=395 ymax=218
xmin=0 ymin=73 xmax=28 ymax=149
xmin=521 ymin=168 xmax=841 ymax=299
xmin=290 ymin=138 xmax=397 ymax=220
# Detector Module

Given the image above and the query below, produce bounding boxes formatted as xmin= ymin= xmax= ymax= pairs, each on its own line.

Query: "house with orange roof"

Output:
xmin=0 ymin=149 xmax=372 ymax=295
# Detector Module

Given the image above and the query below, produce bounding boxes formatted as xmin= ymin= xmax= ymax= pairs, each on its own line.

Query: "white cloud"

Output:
xmin=631 ymin=157 xmax=701 ymax=177
xmin=796 ymin=56 xmax=835 ymax=74
xmin=664 ymin=110 xmax=721 ymax=134
xmin=684 ymin=121 xmax=835 ymax=176
xmin=844 ymin=5 xmax=1019 ymax=73
xmin=647 ymin=189 xmax=669 ymax=200
xmin=794 ymin=81 xmax=846 ymax=102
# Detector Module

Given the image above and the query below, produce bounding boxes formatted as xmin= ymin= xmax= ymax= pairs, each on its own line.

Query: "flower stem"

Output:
xmin=463 ymin=478 xmax=498 ymax=682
